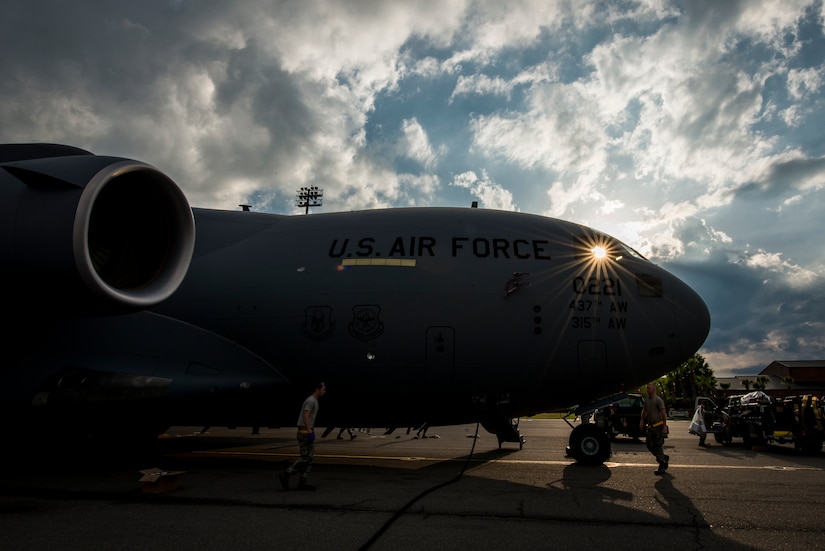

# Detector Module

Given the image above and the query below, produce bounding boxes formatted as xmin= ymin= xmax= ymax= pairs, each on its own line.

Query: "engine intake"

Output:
xmin=0 ymin=146 xmax=195 ymax=311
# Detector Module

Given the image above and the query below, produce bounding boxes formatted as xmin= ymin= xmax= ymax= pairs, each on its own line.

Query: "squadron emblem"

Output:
xmin=348 ymin=305 xmax=384 ymax=341
xmin=301 ymin=306 xmax=335 ymax=341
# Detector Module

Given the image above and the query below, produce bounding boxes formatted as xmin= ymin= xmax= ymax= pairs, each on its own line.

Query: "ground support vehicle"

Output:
xmin=698 ymin=392 xmax=825 ymax=453
xmin=593 ymin=393 xmax=644 ymax=441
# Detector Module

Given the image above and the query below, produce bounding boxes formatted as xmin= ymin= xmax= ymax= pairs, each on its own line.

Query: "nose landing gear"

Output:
xmin=566 ymin=423 xmax=611 ymax=465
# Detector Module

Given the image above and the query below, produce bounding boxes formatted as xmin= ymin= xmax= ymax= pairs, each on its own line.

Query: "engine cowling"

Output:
xmin=0 ymin=145 xmax=195 ymax=312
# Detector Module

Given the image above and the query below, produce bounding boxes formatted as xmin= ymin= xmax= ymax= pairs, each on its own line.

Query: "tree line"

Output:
xmin=647 ymin=353 xmax=795 ymax=410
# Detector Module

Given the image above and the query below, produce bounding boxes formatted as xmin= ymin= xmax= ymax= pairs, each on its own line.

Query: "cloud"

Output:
xmin=3 ymin=0 xmax=825 ymax=377
xmin=471 ymin=81 xmax=610 ymax=174
xmin=398 ymin=118 xmax=440 ymax=169
xmin=735 ymin=155 xmax=825 ymax=199
xmin=742 ymin=250 xmax=821 ymax=289
xmin=787 ymin=67 xmax=824 ymax=100
xmin=450 ymin=170 xmax=517 ymax=210
xmin=667 ymin=250 xmax=825 ymax=375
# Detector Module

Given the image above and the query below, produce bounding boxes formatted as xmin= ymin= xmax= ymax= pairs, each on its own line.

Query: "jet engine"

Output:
xmin=0 ymin=144 xmax=195 ymax=312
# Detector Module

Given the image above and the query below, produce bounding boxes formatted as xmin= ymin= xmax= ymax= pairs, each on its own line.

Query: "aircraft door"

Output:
xmin=426 ymin=327 xmax=455 ymax=385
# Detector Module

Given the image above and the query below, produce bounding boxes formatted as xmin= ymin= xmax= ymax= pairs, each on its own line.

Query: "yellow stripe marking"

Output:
xmin=342 ymin=258 xmax=417 ymax=267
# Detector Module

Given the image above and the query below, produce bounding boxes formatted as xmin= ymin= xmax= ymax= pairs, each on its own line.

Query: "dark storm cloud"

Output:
xmin=735 ymin=156 xmax=825 ymax=199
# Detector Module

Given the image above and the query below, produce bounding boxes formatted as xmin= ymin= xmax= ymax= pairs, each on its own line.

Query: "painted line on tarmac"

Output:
xmin=472 ymin=458 xmax=825 ymax=472
xmin=194 ymin=450 xmax=436 ymax=462
xmin=603 ymin=461 xmax=825 ymax=472
xmin=193 ymin=450 xmax=825 ymax=472
xmin=481 ymin=458 xmax=825 ymax=472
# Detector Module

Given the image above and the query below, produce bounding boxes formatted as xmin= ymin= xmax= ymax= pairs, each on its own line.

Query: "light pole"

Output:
xmin=296 ymin=186 xmax=323 ymax=214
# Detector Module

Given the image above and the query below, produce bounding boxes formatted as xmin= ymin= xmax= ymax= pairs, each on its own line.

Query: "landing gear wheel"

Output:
xmin=569 ymin=424 xmax=611 ymax=465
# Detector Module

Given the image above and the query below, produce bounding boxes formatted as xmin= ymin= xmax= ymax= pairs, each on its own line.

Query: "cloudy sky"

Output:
xmin=3 ymin=1 xmax=825 ymax=377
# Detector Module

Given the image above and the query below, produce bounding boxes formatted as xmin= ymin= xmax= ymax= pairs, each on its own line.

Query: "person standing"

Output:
xmin=689 ymin=403 xmax=709 ymax=447
xmin=280 ymin=382 xmax=326 ymax=491
xmin=639 ymin=383 xmax=670 ymax=475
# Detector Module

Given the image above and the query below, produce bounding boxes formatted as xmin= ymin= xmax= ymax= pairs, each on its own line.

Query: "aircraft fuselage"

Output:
xmin=152 ymin=207 xmax=709 ymax=428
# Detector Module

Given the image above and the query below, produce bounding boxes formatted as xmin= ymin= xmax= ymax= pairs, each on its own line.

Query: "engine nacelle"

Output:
xmin=0 ymin=145 xmax=195 ymax=312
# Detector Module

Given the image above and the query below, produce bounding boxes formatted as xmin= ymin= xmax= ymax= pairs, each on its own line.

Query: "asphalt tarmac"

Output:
xmin=2 ymin=419 xmax=825 ymax=550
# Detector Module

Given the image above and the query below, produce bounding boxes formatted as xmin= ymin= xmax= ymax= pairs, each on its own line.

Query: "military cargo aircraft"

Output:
xmin=0 ymin=144 xmax=710 ymax=464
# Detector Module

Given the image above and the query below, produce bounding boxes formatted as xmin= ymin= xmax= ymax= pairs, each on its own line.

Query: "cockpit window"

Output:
xmin=573 ymin=234 xmax=647 ymax=261
xmin=574 ymin=235 xmax=612 ymax=260
xmin=616 ymin=241 xmax=646 ymax=260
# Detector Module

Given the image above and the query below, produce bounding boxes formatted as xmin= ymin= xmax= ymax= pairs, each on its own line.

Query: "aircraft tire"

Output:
xmin=569 ymin=423 xmax=611 ymax=466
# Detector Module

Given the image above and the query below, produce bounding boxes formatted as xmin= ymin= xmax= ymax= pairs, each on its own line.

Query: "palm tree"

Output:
xmin=664 ymin=353 xmax=715 ymax=406
xmin=696 ymin=374 xmax=716 ymax=398
xmin=782 ymin=376 xmax=795 ymax=390
xmin=754 ymin=375 xmax=770 ymax=391
xmin=741 ymin=379 xmax=752 ymax=391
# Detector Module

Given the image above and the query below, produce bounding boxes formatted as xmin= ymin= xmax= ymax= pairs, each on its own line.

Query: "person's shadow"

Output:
xmin=653 ymin=472 xmax=709 ymax=527
xmin=552 ymin=463 xmax=633 ymax=503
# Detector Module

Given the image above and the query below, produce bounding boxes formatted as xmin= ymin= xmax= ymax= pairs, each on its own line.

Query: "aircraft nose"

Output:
xmin=672 ymin=276 xmax=711 ymax=358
